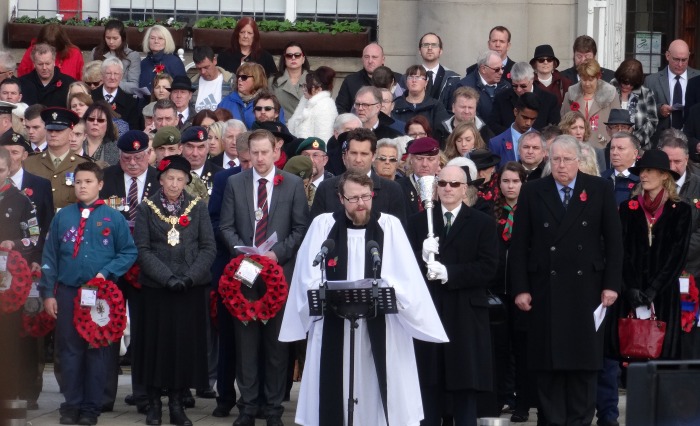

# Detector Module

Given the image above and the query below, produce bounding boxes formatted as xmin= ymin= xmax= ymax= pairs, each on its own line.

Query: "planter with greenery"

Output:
xmin=192 ymin=18 xmax=369 ymax=57
xmin=6 ymin=16 xmax=187 ymax=51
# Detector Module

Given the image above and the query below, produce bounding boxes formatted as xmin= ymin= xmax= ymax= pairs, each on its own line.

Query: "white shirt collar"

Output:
xmin=31 ymin=141 xmax=47 ymax=151
xmin=440 ymin=203 xmax=462 ymax=219
xmin=193 ymin=165 xmax=204 ymax=177
xmin=102 ymin=87 xmax=118 ymax=99
xmin=10 ymin=168 xmax=24 ymax=189
xmin=677 ymin=171 xmax=687 ymax=190
xmin=253 ymin=166 xmax=276 ymax=183
xmin=312 ymin=174 xmax=325 ymax=186
xmin=223 ymin=153 xmax=239 ymax=168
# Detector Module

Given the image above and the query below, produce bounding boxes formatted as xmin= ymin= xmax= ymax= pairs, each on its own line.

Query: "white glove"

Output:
xmin=422 ymin=237 xmax=440 ymax=262
xmin=427 ymin=260 xmax=448 ymax=284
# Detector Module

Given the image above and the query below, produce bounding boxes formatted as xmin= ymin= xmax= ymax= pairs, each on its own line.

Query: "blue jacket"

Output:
xmin=600 ymin=169 xmax=640 ymax=206
xmin=446 ymin=71 xmax=511 ymax=119
xmin=489 ymin=127 xmax=518 ymax=169
xmin=139 ymin=51 xmax=187 ymax=93
xmin=39 ymin=202 xmax=137 ymax=297
xmin=217 ymin=91 xmax=285 ymax=129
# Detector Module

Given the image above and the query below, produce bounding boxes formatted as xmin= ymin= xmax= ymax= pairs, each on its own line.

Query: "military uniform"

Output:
xmin=23 ymin=151 xmax=90 ymax=210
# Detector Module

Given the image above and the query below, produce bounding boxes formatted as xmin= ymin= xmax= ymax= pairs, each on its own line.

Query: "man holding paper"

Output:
xmin=509 ymin=135 xmax=622 ymax=425
xmin=219 ymin=128 xmax=308 ymax=426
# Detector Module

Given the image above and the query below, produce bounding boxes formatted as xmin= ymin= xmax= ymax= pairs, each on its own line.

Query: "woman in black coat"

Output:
xmin=132 ymin=155 xmax=216 ymax=426
xmin=392 ymin=65 xmax=450 ymax=141
xmin=620 ymin=150 xmax=692 ymax=360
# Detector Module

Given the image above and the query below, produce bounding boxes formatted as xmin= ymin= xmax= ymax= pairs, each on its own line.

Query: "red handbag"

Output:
xmin=618 ymin=305 xmax=666 ymax=359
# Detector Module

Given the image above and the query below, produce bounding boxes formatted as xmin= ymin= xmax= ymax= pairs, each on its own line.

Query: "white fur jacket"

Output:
xmin=287 ymin=91 xmax=338 ymax=142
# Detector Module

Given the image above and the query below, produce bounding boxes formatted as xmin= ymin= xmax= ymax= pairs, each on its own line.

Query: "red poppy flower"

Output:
xmin=570 ymin=101 xmax=580 ymax=111
xmin=56 ymin=81 xmax=62 ymax=88
xmin=274 ymin=175 xmax=284 ymax=186
xmin=506 ymin=73 xmax=511 ymax=80
xmin=102 ymin=228 xmax=111 ymax=237
xmin=505 ymin=142 xmax=513 ymax=150
xmin=696 ymin=201 xmax=700 ymax=209
xmin=328 ymin=258 xmax=337 ymax=267
xmin=179 ymin=215 xmax=190 ymax=227
xmin=111 ymin=104 xmax=117 ymax=111
xmin=157 ymin=159 xmax=171 ymax=171
xmin=482 ymin=191 xmax=493 ymax=200
xmin=628 ymin=183 xmax=634 ymax=189
xmin=154 ymin=64 xmax=165 ymax=74
xmin=628 ymin=200 xmax=639 ymax=210
xmin=24 ymin=188 xmax=33 ymax=197
xmin=197 ymin=130 xmax=204 ymax=140
xmin=579 ymin=191 xmax=587 ymax=202
xmin=498 ymin=219 xmax=506 ymax=225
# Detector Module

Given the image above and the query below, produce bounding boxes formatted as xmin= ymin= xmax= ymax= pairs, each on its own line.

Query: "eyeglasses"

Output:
xmin=376 ymin=156 xmax=398 ymax=163
xmin=85 ymin=81 xmax=101 ymax=87
xmin=87 ymin=117 xmax=107 ymax=123
xmin=536 ymin=57 xmax=554 ymax=63
xmin=669 ymin=56 xmax=689 ymax=64
xmin=342 ymin=193 xmax=374 ymax=203
xmin=353 ymin=102 xmax=379 ymax=110
xmin=121 ymin=152 xmax=148 ymax=163
xmin=483 ymin=64 xmax=504 ymax=73
xmin=285 ymin=52 xmax=303 ymax=59
xmin=420 ymin=43 xmax=440 ymax=49
xmin=550 ymin=156 xmax=578 ymax=165
xmin=512 ymin=84 xmax=529 ymax=89
xmin=237 ymin=74 xmax=252 ymax=81
xmin=406 ymin=75 xmax=427 ymax=81
xmin=437 ymin=180 xmax=465 ymax=188
xmin=254 ymin=106 xmax=275 ymax=112
xmin=408 ymin=132 xmax=427 ymax=139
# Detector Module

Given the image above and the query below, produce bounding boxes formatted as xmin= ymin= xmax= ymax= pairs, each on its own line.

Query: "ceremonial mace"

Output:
xmin=417 ymin=176 xmax=438 ymax=280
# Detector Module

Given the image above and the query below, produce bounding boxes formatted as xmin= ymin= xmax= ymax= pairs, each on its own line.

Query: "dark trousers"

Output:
xmin=234 ymin=312 xmax=287 ymax=417
xmin=536 ymin=370 xmax=597 ymax=426
xmin=595 ymin=357 xmax=620 ymax=423
xmin=512 ymin=329 xmax=537 ymax=416
xmin=205 ymin=291 xmax=218 ymax=389
xmin=216 ymin=297 xmax=236 ymax=408
xmin=56 ymin=285 xmax=109 ymax=418
xmin=421 ymin=386 xmax=477 ymax=426
xmin=125 ymin=287 xmax=148 ymax=409
xmin=102 ymin=342 xmax=120 ymax=410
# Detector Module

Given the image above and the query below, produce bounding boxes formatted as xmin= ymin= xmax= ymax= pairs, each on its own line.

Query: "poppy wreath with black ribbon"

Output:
xmin=681 ymin=272 xmax=699 ymax=332
xmin=21 ymin=270 xmax=56 ymax=337
xmin=0 ymin=248 xmax=33 ymax=314
xmin=218 ymin=254 xmax=288 ymax=324
xmin=124 ymin=263 xmax=142 ymax=289
xmin=72 ymin=278 xmax=127 ymax=348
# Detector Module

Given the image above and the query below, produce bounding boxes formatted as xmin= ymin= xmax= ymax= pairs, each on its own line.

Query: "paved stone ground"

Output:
xmin=26 ymin=365 xmax=626 ymax=425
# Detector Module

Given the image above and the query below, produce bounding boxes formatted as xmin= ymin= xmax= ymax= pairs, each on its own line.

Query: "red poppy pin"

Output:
xmin=102 ymin=228 xmax=111 ymax=237
xmin=570 ymin=101 xmax=580 ymax=111
xmin=506 ymin=73 xmax=511 ymax=80
xmin=695 ymin=199 xmax=700 ymax=209
xmin=157 ymin=159 xmax=170 ymax=171
xmin=274 ymin=175 xmax=284 ymax=186
xmin=498 ymin=218 xmax=506 ymax=225
xmin=628 ymin=183 xmax=634 ymax=189
xmin=111 ymin=104 xmax=117 ymax=111
xmin=56 ymin=80 xmax=62 ymax=88
xmin=154 ymin=64 xmax=165 ymax=74
xmin=23 ymin=188 xmax=33 ymax=197
xmin=579 ymin=190 xmax=587 ymax=202
xmin=179 ymin=215 xmax=190 ymax=227
xmin=133 ymin=141 xmax=141 ymax=150
xmin=628 ymin=200 xmax=639 ymax=210
xmin=505 ymin=141 xmax=513 ymax=150
xmin=328 ymin=257 xmax=338 ymax=267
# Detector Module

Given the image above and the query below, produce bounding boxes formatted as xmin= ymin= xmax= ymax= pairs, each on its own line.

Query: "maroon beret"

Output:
xmin=407 ymin=137 xmax=440 ymax=155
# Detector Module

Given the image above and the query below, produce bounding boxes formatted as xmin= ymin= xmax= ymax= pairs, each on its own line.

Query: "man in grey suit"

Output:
xmin=219 ymin=129 xmax=309 ymax=426
xmin=644 ymin=39 xmax=699 ymax=135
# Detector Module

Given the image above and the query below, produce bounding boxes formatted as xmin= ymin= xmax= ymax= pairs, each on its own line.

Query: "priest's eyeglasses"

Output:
xmin=342 ymin=193 xmax=374 ymax=203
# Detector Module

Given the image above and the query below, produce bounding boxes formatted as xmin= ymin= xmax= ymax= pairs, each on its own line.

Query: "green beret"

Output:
xmin=153 ymin=126 xmax=181 ymax=148
xmin=295 ymin=137 xmax=326 ymax=154
xmin=283 ymin=155 xmax=313 ymax=180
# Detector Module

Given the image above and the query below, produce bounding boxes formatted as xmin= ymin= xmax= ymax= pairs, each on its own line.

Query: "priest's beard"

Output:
xmin=346 ymin=208 xmax=371 ymax=226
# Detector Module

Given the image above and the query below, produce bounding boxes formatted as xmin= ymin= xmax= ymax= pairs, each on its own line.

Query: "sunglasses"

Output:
xmin=85 ymin=81 xmax=101 ymax=87
xmin=437 ymin=180 xmax=465 ymax=188
xmin=536 ymin=57 xmax=554 ymax=63
xmin=376 ymin=156 xmax=398 ymax=163
xmin=87 ymin=117 xmax=107 ymax=123
xmin=237 ymin=74 xmax=252 ymax=81
xmin=285 ymin=52 xmax=303 ymax=59
xmin=483 ymin=64 xmax=504 ymax=73
xmin=254 ymin=106 xmax=275 ymax=112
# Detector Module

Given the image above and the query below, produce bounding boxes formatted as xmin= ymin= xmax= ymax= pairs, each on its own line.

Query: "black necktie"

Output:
xmin=254 ymin=178 xmax=269 ymax=247
xmin=426 ymin=70 xmax=434 ymax=97
xmin=178 ymin=113 xmax=185 ymax=129
xmin=444 ymin=212 xmax=453 ymax=237
xmin=105 ymin=93 xmax=112 ymax=102
xmin=672 ymin=75 xmax=683 ymax=129
xmin=127 ymin=177 xmax=138 ymax=221
xmin=562 ymin=187 xmax=572 ymax=209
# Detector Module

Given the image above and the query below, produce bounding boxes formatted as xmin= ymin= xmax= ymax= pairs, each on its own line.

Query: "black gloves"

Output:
xmin=625 ymin=288 xmax=654 ymax=308
xmin=166 ymin=276 xmax=186 ymax=293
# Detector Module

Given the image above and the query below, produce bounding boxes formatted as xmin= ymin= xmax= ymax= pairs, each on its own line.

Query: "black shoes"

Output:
xmin=266 ymin=415 xmax=284 ymax=426
xmin=212 ymin=403 xmax=234 ymax=417
xmin=233 ymin=413 xmax=256 ymax=426
xmin=59 ymin=413 xmax=79 ymax=425
xmin=77 ymin=416 xmax=97 ymax=425
xmin=196 ymin=387 xmax=217 ymax=398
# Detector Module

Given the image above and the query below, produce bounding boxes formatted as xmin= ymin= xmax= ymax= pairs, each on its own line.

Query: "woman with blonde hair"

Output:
xmin=577 ymin=142 xmax=601 ymax=176
xmin=444 ymin=122 xmax=486 ymax=159
xmin=217 ymin=62 xmax=268 ymax=128
xmin=207 ymin=121 xmax=226 ymax=157
xmin=139 ymin=25 xmax=186 ymax=93
xmin=66 ymin=81 xmax=91 ymax=107
xmin=83 ymin=60 xmax=103 ymax=91
xmin=68 ymin=92 xmax=93 ymax=119
xmin=559 ymin=110 xmax=607 ymax=171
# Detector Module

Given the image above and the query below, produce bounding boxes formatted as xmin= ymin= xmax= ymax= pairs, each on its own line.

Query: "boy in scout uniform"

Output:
xmin=23 ymin=108 xmax=90 ymax=210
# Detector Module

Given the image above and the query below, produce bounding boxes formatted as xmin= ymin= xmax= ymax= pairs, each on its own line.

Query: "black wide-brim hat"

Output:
xmin=166 ymin=75 xmax=196 ymax=92
xmin=628 ymin=149 xmax=681 ymax=181
xmin=468 ymin=149 xmax=501 ymax=171
xmin=530 ymin=44 xmax=560 ymax=69
xmin=157 ymin=155 xmax=193 ymax=184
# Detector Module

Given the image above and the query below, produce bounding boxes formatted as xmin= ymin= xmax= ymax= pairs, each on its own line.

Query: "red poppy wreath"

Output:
xmin=124 ymin=263 xmax=142 ymax=289
xmin=21 ymin=270 xmax=56 ymax=337
xmin=72 ymin=278 xmax=127 ymax=348
xmin=0 ymin=248 xmax=32 ymax=314
xmin=218 ymin=254 xmax=288 ymax=324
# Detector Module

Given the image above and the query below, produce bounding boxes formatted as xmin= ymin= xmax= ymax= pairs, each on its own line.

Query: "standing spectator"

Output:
xmin=19 ymin=43 xmax=76 ymax=108
xmin=531 ymin=44 xmax=571 ymax=108
xmin=218 ymin=63 xmax=268 ymax=129
xmin=82 ymin=101 xmax=121 ymax=166
xmin=354 ymin=86 xmax=403 ymax=139
xmin=510 ymin=135 xmax=622 ymax=425
xmin=206 ymin=121 xmax=225 ymax=157
xmin=269 ymin=42 xmax=310 ymax=118
xmin=0 ymin=50 xmax=17 ymax=79
xmin=0 ymin=76 xmax=22 ymax=104
xmin=559 ymin=35 xmax=615 ymax=83
xmin=167 ymin=76 xmax=196 ymax=129
xmin=23 ymin=104 xmax=47 ymax=152
xmin=287 ymin=67 xmax=337 ymax=142
xmin=465 ymin=26 xmax=516 ymax=80
xmin=447 ymin=51 xmax=511 ymax=120
xmin=18 ymin=24 xmax=84 ymax=81
xmin=210 ymin=119 xmax=245 ymax=169
xmin=139 ymin=25 xmax=186 ymax=94
xmin=397 ymin=137 xmax=442 ymax=216
xmin=444 ymin=122 xmax=486 ymax=160
xmin=600 ymin=132 xmax=640 ymax=205
xmin=518 ymin=130 xmax=547 ymax=180
xmin=82 ymin=61 xmax=103 ymax=92
xmin=442 ymin=86 xmax=495 ymax=143
xmin=91 ymin=20 xmax=141 ymax=95
xmin=419 ymin=32 xmax=460 ymax=110
xmin=91 ymin=58 xmax=140 ymax=130
xmin=372 ymin=138 xmax=403 ymax=181
xmin=611 ymin=59 xmax=658 ymax=150
xmin=489 ymin=92 xmax=539 ymax=169
xmin=151 ymin=73 xmax=173 ymax=102
xmin=392 ymin=65 xmax=450 ymax=142
xmin=190 ymin=46 xmax=234 ymax=113
xmin=217 ymin=17 xmax=277 ymax=78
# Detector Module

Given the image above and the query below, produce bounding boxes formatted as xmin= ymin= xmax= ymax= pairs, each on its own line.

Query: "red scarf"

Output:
xmin=73 ymin=199 xmax=105 ymax=258
xmin=640 ymin=189 xmax=665 ymax=221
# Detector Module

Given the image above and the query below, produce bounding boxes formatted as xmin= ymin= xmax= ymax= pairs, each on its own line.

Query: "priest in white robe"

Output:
xmin=279 ymin=171 xmax=448 ymax=426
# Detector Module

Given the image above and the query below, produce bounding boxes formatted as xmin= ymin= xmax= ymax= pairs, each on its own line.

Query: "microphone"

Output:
xmin=312 ymin=239 xmax=335 ymax=267
xmin=367 ymin=240 xmax=381 ymax=267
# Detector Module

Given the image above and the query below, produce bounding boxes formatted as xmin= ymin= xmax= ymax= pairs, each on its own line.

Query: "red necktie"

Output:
xmin=254 ymin=178 xmax=269 ymax=247
xmin=73 ymin=200 xmax=105 ymax=258
xmin=228 ymin=160 xmax=236 ymax=168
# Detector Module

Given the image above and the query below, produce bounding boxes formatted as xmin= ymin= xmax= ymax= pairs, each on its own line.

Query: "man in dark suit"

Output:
xmin=441 ymin=87 xmax=495 ymax=144
xmin=510 ymin=135 xmax=623 ymax=425
xmin=489 ymin=62 xmax=559 ymax=134
xmin=90 ymin=57 xmax=140 ymax=131
xmin=644 ymin=39 xmax=700 ymax=133
xmin=685 ymin=103 xmax=700 ymax=162
xmin=465 ymin=26 xmax=516 ymax=82
xmin=684 ymin=75 xmax=700 ymax=119
xmin=310 ymin=127 xmax=406 ymax=224
xmin=419 ymin=33 xmax=461 ymax=111
xmin=219 ymin=129 xmax=308 ymax=426
xmin=397 ymin=137 xmax=441 ymax=217
xmin=211 ymin=119 xmax=246 ymax=169
xmin=354 ymin=86 xmax=403 ymax=140
xmin=600 ymin=132 xmax=640 ymax=205
xmin=518 ymin=130 xmax=547 ymax=181
xmin=407 ymin=165 xmax=498 ymax=426
xmin=167 ymin=76 xmax=197 ymax=130
xmin=489 ymin=92 xmax=539 ymax=169
xmin=19 ymin=43 xmax=75 ymax=108
xmin=446 ymin=50 xmax=511 ymax=121
xmin=180 ymin=126 xmax=223 ymax=194
xmin=559 ymin=35 xmax=615 ymax=84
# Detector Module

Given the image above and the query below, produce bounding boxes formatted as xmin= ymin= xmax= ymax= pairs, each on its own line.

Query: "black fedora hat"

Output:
xmin=468 ymin=149 xmax=501 ymax=171
xmin=459 ymin=165 xmax=486 ymax=187
xmin=530 ymin=44 xmax=560 ymax=69
xmin=604 ymin=109 xmax=633 ymax=126
xmin=628 ymin=149 xmax=681 ymax=181
xmin=166 ymin=75 xmax=196 ymax=92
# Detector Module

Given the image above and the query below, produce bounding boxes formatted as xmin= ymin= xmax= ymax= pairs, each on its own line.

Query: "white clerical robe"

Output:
xmin=279 ymin=212 xmax=448 ymax=426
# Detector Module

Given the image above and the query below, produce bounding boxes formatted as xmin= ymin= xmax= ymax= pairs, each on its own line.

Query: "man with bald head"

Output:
xmin=335 ymin=43 xmax=403 ymax=114
xmin=644 ymin=39 xmax=699 ymax=133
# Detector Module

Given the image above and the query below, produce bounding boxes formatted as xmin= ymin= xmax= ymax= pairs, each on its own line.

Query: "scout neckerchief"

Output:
xmin=73 ymin=199 xmax=105 ymax=258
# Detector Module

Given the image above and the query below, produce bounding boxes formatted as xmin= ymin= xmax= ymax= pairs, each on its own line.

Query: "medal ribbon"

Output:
xmin=73 ymin=200 xmax=105 ymax=258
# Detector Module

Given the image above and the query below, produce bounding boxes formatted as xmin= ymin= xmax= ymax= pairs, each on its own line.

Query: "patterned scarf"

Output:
xmin=0 ymin=179 xmax=11 ymax=202
xmin=159 ymin=188 xmax=184 ymax=215
xmin=73 ymin=199 xmax=105 ymax=258
xmin=502 ymin=204 xmax=516 ymax=241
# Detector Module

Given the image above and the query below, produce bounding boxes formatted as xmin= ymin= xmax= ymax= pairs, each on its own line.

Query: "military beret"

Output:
xmin=0 ymin=131 xmax=31 ymax=154
xmin=142 ymin=101 xmax=156 ymax=118
xmin=283 ymin=155 xmax=313 ymax=180
xmin=406 ymin=137 xmax=440 ymax=156
xmin=296 ymin=137 xmax=326 ymax=154
xmin=180 ymin=126 xmax=208 ymax=144
xmin=117 ymin=130 xmax=149 ymax=153
xmin=153 ymin=126 xmax=181 ymax=148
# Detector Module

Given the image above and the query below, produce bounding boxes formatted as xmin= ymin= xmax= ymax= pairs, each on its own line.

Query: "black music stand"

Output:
xmin=307 ymin=262 xmax=397 ymax=426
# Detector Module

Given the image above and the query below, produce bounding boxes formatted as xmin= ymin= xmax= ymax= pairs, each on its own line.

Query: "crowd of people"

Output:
xmin=0 ymin=16 xmax=700 ymax=426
